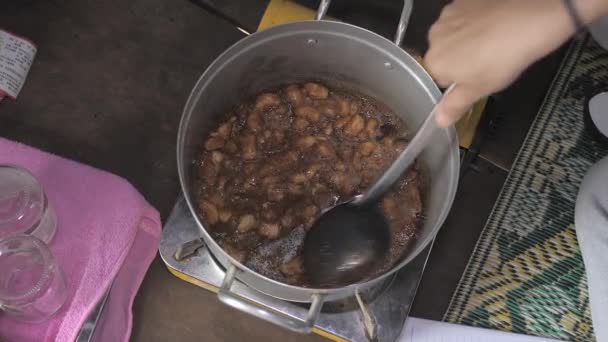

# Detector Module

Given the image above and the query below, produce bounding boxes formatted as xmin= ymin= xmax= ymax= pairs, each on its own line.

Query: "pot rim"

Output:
xmin=177 ymin=20 xmax=460 ymax=295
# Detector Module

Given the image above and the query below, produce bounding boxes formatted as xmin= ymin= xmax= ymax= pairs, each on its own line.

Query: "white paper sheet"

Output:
xmin=399 ymin=317 xmax=560 ymax=342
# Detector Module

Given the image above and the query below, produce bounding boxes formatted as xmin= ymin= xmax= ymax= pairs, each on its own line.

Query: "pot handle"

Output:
xmin=315 ymin=0 xmax=413 ymax=46
xmin=217 ymin=264 xmax=325 ymax=334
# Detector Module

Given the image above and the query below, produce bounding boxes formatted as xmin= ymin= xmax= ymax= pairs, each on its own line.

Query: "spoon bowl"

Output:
xmin=302 ymin=202 xmax=390 ymax=287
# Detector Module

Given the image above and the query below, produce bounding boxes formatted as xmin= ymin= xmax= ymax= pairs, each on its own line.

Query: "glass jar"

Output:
xmin=0 ymin=234 xmax=67 ymax=322
xmin=0 ymin=165 xmax=57 ymax=244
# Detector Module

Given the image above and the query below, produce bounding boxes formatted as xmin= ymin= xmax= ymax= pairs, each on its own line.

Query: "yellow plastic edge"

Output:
xmin=455 ymin=97 xmax=487 ymax=148
xmin=258 ymin=0 xmax=317 ymax=30
xmin=166 ymin=265 xmax=347 ymax=341
xmin=166 ymin=264 xmax=220 ymax=293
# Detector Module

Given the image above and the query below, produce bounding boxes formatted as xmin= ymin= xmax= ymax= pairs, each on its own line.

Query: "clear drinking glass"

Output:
xmin=0 ymin=234 xmax=67 ymax=322
xmin=0 ymin=165 xmax=57 ymax=244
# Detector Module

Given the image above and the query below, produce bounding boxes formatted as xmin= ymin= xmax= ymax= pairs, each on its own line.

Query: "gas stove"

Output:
xmin=159 ymin=197 xmax=433 ymax=342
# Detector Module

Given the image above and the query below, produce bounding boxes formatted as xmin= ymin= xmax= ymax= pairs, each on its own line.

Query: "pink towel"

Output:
xmin=0 ymin=137 xmax=161 ymax=342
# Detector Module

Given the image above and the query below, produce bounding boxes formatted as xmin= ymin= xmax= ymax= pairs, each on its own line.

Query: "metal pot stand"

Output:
xmin=159 ymin=196 xmax=433 ymax=342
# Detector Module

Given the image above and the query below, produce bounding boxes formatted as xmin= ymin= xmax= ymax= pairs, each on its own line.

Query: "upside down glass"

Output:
xmin=0 ymin=234 xmax=67 ymax=322
xmin=0 ymin=165 xmax=57 ymax=244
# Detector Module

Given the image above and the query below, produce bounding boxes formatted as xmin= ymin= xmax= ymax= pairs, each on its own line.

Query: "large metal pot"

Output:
xmin=177 ymin=0 xmax=459 ymax=333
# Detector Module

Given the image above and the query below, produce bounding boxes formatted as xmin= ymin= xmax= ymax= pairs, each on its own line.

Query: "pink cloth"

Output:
xmin=0 ymin=137 xmax=161 ymax=342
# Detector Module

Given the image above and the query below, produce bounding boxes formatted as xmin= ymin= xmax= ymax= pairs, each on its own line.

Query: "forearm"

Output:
xmin=497 ymin=0 xmax=608 ymax=69
xmin=424 ymin=0 xmax=608 ymax=126
xmin=577 ymin=0 xmax=608 ymax=24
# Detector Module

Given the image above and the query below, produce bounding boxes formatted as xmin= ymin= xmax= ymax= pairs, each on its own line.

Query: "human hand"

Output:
xmin=424 ymin=0 xmax=608 ymax=127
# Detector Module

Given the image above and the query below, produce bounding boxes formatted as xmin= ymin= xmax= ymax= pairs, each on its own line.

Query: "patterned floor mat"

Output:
xmin=444 ymin=34 xmax=608 ymax=341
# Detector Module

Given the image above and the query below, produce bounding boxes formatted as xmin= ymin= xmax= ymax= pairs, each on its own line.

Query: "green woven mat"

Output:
xmin=444 ymin=34 xmax=608 ymax=341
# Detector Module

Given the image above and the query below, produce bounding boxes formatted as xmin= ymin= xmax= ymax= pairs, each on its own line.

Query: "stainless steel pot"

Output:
xmin=177 ymin=0 xmax=459 ymax=333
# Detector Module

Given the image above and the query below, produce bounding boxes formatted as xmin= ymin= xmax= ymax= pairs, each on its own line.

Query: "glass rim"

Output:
xmin=0 ymin=164 xmax=44 ymax=228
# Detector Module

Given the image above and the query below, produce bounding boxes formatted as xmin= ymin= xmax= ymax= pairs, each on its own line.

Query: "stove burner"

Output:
xmin=160 ymin=197 xmax=432 ymax=342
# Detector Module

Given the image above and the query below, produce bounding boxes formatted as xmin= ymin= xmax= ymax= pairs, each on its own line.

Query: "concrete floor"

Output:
xmin=0 ymin=0 xmax=563 ymax=341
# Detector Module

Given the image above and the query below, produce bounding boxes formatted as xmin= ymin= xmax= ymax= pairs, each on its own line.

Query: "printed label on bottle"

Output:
xmin=0 ymin=29 xmax=37 ymax=99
